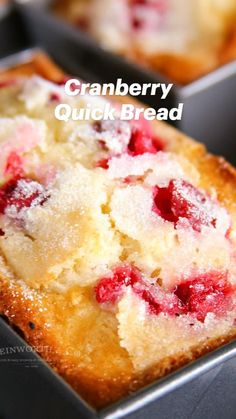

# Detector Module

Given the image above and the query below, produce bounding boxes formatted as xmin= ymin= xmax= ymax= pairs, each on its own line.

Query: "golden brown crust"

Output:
xmin=0 ymin=276 xmax=236 ymax=409
xmin=129 ymin=28 xmax=236 ymax=85
xmin=0 ymin=51 xmax=65 ymax=83
xmin=133 ymin=52 xmax=219 ymax=85
xmin=0 ymin=279 xmax=133 ymax=408
xmin=0 ymin=55 xmax=236 ymax=409
xmin=219 ymin=29 xmax=236 ymax=66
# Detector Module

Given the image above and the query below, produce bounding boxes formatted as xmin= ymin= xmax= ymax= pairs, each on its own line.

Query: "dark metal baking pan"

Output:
xmin=0 ymin=8 xmax=236 ymax=419
xmin=15 ymin=0 xmax=236 ymax=166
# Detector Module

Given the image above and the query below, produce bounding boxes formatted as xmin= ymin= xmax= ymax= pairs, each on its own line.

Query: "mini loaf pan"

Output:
xmin=0 ymin=7 xmax=236 ymax=419
xmin=14 ymin=0 xmax=236 ymax=166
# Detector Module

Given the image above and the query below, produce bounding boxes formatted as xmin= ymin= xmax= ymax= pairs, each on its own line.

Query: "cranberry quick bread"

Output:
xmin=54 ymin=0 xmax=236 ymax=84
xmin=0 ymin=76 xmax=236 ymax=408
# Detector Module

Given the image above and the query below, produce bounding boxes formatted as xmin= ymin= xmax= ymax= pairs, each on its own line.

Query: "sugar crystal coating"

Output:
xmin=0 ymin=176 xmax=47 ymax=216
xmin=153 ymin=179 xmax=225 ymax=232
xmin=0 ymin=76 xmax=235 ymax=376
xmin=175 ymin=271 xmax=233 ymax=322
xmin=94 ymin=116 xmax=165 ymax=169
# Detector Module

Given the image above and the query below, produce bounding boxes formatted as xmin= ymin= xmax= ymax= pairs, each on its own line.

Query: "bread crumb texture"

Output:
xmin=0 ymin=76 xmax=236 ymax=408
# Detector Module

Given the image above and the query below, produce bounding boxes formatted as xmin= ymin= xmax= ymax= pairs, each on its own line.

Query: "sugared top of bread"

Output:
xmin=0 ymin=76 xmax=236 ymax=407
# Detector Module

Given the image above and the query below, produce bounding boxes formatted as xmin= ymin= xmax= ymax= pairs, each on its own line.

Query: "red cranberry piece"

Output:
xmin=93 ymin=118 xmax=164 ymax=160
xmin=138 ymin=289 xmax=163 ymax=314
xmin=95 ymin=265 xmax=141 ymax=304
xmin=0 ymin=80 xmax=16 ymax=89
xmin=128 ymin=127 xmax=163 ymax=155
xmin=93 ymin=121 xmax=103 ymax=133
xmin=130 ymin=0 xmax=147 ymax=5
xmin=96 ymin=265 xmax=234 ymax=322
xmin=175 ymin=272 xmax=233 ymax=322
xmin=135 ymin=286 xmax=184 ymax=316
xmin=131 ymin=17 xmax=144 ymax=29
xmin=153 ymin=183 xmax=177 ymax=223
xmin=153 ymin=179 xmax=217 ymax=232
xmin=95 ymin=158 xmax=110 ymax=169
xmin=129 ymin=116 xmax=164 ymax=155
xmin=0 ymin=177 xmax=47 ymax=215
xmin=4 ymin=151 xmax=24 ymax=178
xmin=49 ymin=92 xmax=61 ymax=102
xmin=95 ymin=277 xmax=123 ymax=304
xmin=95 ymin=265 xmax=183 ymax=316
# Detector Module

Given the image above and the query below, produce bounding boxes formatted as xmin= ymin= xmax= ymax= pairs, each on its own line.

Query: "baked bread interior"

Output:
xmin=0 ymin=74 xmax=236 ymax=408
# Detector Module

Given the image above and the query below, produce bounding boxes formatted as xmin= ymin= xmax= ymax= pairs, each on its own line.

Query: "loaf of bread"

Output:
xmin=54 ymin=0 xmax=236 ymax=84
xmin=0 ymin=62 xmax=236 ymax=408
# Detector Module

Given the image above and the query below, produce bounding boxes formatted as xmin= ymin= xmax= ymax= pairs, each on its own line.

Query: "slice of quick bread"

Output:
xmin=54 ymin=0 xmax=236 ymax=84
xmin=0 ymin=72 xmax=236 ymax=408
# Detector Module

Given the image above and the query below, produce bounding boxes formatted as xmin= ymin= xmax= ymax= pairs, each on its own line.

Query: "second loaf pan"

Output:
xmin=15 ymin=0 xmax=236 ymax=166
